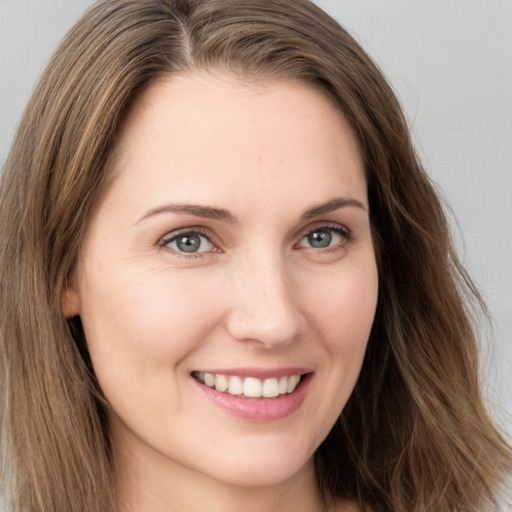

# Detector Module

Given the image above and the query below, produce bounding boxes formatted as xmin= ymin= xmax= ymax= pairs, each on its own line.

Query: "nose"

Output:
xmin=225 ymin=254 xmax=301 ymax=349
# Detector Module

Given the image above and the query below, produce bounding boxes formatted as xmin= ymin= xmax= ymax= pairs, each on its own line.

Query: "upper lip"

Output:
xmin=192 ymin=367 xmax=313 ymax=379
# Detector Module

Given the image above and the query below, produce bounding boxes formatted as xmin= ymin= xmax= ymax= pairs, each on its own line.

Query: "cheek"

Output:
xmin=295 ymin=261 xmax=378 ymax=446
xmin=79 ymin=267 xmax=222 ymax=391
xmin=306 ymin=263 xmax=378 ymax=354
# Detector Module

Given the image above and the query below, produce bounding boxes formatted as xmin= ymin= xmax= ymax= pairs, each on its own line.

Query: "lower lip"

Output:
xmin=193 ymin=373 xmax=313 ymax=422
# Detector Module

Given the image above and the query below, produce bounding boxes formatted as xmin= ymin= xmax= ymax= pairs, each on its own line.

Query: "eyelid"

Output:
xmin=294 ymin=223 xmax=352 ymax=249
xmin=157 ymin=222 xmax=351 ymax=256
xmin=158 ymin=226 xmax=221 ymax=254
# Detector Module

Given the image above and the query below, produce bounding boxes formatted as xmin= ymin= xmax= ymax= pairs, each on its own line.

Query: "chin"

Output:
xmin=195 ymin=438 xmax=316 ymax=488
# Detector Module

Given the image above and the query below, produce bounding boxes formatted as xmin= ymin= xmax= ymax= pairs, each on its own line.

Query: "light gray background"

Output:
xmin=0 ymin=0 xmax=511 ymax=443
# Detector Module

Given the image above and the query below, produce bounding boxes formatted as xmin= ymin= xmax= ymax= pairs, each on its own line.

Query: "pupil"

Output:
xmin=308 ymin=230 xmax=331 ymax=248
xmin=177 ymin=234 xmax=201 ymax=252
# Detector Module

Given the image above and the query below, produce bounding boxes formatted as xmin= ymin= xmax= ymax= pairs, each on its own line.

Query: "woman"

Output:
xmin=0 ymin=1 xmax=510 ymax=511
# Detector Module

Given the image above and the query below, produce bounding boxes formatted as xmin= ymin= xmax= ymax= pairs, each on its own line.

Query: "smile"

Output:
xmin=193 ymin=371 xmax=302 ymax=398
xmin=192 ymin=369 xmax=313 ymax=421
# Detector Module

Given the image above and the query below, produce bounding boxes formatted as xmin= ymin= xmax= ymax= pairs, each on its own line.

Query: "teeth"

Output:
xmin=228 ymin=376 xmax=243 ymax=395
xmin=262 ymin=378 xmax=279 ymax=398
xmin=278 ymin=376 xmax=288 ymax=394
xmin=197 ymin=372 xmax=302 ymax=398
xmin=287 ymin=374 xmax=300 ymax=393
xmin=214 ymin=374 xmax=228 ymax=392
xmin=204 ymin=373 xmax=215 ymax=387
xmin=243 ymin=377 xmax=262 ymax=397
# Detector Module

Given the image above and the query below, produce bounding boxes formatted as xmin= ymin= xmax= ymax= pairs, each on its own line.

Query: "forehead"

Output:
xmin=103 ymin=72 xmax=367 ymax=215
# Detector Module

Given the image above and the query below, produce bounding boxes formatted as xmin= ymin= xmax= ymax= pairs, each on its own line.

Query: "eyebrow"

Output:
xmin=135 ymin=196 xmax=367 ymax=225
xmin=300 ymin=197 xmax=367 ymax=220
xmin=135 ymin=204 xmax=238 ymax=225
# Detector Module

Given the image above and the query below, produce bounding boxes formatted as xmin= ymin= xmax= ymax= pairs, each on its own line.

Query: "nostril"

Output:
xmin=224 ymin=261 xmax=301 ymax=347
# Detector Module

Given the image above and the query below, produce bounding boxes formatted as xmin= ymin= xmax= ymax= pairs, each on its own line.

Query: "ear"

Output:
xmin=61 ymin=267 xmax=81 ymax=318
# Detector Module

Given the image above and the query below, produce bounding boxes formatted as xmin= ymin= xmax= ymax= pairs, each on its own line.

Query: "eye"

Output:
xmin=297 ymin=226 xmax=349 ymax=250
xmin=162 ymin=230 xmax=215 ymax=254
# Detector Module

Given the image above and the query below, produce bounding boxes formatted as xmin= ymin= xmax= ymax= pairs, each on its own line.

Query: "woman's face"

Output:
xmin=64 ymin=73 xmax=378 ymax=488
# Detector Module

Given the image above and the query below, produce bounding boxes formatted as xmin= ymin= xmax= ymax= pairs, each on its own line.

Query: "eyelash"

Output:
xmin=298 ymin=224 xmax=351 ymax=253
xmin=159 ymin=227 xmax=217 ymax=259
xmin=158 ymin=224 xmax=351 ymax=257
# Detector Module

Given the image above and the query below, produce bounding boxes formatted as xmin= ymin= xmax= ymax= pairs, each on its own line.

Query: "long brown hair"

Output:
xmin=1 ymin=1 xmax=510 ymax=511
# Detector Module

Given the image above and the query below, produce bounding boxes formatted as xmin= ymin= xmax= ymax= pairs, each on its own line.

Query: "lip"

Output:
xmin=194 ymin=366 xmax=313 ymax=379
xmin=192 ymin=369 xmax=313 ymax=422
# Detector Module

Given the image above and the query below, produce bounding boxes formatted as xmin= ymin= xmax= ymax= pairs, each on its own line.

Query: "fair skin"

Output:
xmin=63 ymin=72 xmax=378 ymax=512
